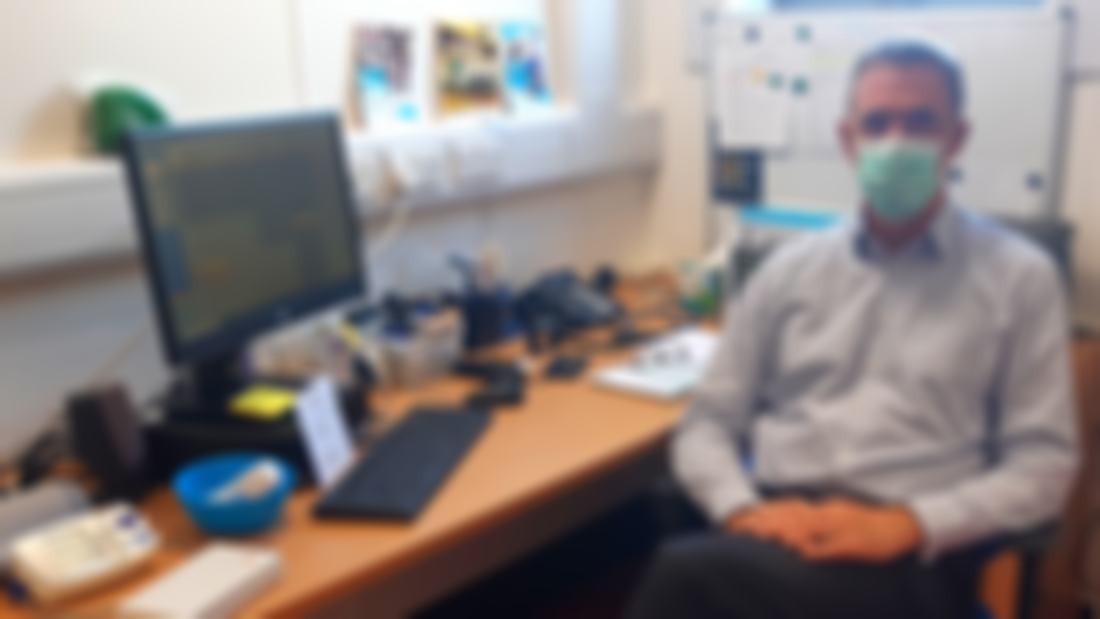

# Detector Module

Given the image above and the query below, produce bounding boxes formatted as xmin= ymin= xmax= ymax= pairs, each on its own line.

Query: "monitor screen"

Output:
xmin=124 ymin=114 xmax=366 ymax=365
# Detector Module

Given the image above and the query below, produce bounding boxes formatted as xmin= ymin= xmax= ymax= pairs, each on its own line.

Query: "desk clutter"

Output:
xmin=9 ymin=509 xmax=281 ymax=616
xmin=174 ymin=455 xmax=296 ymax=537
xmin=594 ymin=328 xmax=721 ymax=401
xmin=3 ymin=297 xmax=700 ymax=608
xmin=0 ymin=111 xmax=708 ymax=613
xmin=119 ymin=545 xmax=283 ymax=619
xmin=314 ymin=409 xmax=492 ymax=521
xmin=118 ymin=544 xmax=282 ymax=619
xmin=8 ymin=503 xmax=159 ymax=604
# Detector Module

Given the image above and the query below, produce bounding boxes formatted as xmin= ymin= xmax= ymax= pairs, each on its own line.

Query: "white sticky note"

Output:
xmin=295 ymin=377 xmax=355 ymax=488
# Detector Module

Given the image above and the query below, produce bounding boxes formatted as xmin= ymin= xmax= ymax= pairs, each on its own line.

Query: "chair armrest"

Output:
xmin=1001 ymin=522 xmax=1059 ymax=557
xmin=998 ymin=522 xmax=1059 ymax=619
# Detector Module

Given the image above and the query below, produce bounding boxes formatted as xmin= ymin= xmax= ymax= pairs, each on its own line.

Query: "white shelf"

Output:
xmin=0 ymin=107 xmax=662 ymax=276
xmin=0 ymin=160 xmax=133 ymax=275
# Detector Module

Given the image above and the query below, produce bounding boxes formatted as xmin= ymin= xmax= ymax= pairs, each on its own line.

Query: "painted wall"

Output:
xmin=2 ymin=0 xmax=1093 ymax=465
xmin=636 ymin=0 xmax=713 ymax=264
xmin=0 ymin=0 xmax=697 ymax=460
xmin=1061 ymin=81 xmax=1100 ymax=330
xmin=0 ymin=0 xmax=299 ymax=162
xmin=0 ymin=172 xmax=659 ymax=460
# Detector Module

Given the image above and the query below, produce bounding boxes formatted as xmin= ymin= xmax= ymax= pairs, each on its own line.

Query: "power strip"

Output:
xmin=119 ymin=544 xmax=281 ymax=619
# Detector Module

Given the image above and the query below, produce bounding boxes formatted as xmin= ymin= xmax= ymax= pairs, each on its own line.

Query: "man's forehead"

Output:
xmin=852 ymin=63 xmax=955 ymax=113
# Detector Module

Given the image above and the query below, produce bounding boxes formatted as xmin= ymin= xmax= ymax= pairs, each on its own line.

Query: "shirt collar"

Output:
xmin=851 ymin=204 xmax=959 ymax=264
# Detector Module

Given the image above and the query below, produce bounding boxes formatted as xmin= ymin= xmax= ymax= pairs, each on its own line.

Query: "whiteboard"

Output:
xmin=709 ymin=10 xmax=1068 ymax=218
xmin=1067 ymin=0 xmax=1100 ymax=75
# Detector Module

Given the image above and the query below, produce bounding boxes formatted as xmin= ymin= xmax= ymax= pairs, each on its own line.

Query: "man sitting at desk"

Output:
xmin=628 ymin=40 xmax=1078 ymax=619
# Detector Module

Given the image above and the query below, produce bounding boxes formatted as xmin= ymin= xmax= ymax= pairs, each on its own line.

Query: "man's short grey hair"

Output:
xmin=850 ymin=40 xmax=967 ymax=116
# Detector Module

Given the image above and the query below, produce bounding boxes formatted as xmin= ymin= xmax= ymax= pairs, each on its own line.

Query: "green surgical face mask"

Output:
xmin=858 ymin=140 xmax=943 ymax=223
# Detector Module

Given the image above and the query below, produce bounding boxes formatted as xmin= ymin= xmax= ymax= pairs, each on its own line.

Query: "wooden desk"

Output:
xmin=4 ymin=344 xmax=683 ymax=619
xmin=2 ymin=311 xmax=1093 ymax=618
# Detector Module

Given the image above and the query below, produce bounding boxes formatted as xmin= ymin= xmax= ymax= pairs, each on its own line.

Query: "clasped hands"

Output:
xmin=726 ymin=498 xmax=924 ymax=564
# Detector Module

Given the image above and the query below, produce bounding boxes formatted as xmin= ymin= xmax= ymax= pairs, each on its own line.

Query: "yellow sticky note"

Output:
xmin=231 ymin=387 xmax=297 ymax=422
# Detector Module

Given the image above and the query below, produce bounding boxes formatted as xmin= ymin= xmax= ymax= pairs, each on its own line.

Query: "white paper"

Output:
xmin=595 ymin=366 xmax=703 ymax=401
xmin=636 ymin=329 xmax=721 ymax=367
xmin=295 ymin=377 xmax=356 ymax=488
xmin=712 ymin=44 xmax=794 ymax=151
xmin=594 ymin=329 xmax=721 ymax=401
xmin=1069 ymin=0 xmax=1100 ymax=74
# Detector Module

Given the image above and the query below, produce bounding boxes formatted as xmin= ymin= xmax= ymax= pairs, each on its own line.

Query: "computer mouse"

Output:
xmin=544 ymin=356 xmax=589 ymax=381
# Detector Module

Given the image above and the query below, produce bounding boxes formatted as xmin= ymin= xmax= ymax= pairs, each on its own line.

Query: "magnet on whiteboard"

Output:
xmin=1027 ymin=173 xmax=1045 ymax=192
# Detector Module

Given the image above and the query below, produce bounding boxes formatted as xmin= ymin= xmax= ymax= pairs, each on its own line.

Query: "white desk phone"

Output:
xmin=10 ymin=503 xmax=160 ymax=603
xmin=5 ymin=465 xmax=284 ymax=616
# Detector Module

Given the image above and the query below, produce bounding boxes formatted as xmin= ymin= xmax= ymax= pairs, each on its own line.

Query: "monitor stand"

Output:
xmin=165 ymin=348 xmax=250 ymax=420
xmin=145 ymin=347 xmax=372 ymax=485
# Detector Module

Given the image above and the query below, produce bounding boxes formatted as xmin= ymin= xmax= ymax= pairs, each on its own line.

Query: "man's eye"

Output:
xmin=861 ymin=113 xmax=891 ymax=136
xmin=905 ymin=111 xmax=939 ymax=134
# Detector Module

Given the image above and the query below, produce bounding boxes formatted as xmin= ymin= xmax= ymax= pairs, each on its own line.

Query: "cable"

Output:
xmin=87 ymin=320 xmax=150 ymax=389
xmin=1 ymin=320 xmax=153 ymax=486
xmin=368 ymin=193 xmax=414 ymax=264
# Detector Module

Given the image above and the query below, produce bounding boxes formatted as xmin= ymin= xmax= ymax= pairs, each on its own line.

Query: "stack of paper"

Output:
xmin=594 ymin=329 xmax=720 ymax=401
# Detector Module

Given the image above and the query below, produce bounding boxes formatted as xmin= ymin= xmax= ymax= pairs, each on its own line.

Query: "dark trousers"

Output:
xmin=626 ymin=532 xmax=990 ymax=619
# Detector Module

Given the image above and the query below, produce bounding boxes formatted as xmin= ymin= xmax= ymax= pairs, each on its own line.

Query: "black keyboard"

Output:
xmin=314 ymin=409 xmax=491 ymax=521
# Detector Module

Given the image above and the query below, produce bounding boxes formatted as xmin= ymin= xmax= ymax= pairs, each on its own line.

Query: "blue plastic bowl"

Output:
xmin=173 ymin=453 xmax=296 ymax=537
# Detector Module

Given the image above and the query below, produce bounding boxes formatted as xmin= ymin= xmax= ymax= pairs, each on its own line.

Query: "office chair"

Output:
xmin=977 ymin=523 xmax=1058 ymax=619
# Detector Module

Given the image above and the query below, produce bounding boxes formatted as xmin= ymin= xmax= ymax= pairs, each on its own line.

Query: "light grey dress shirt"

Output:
xmin=674 ymin=205 xmax=1079 ymax=560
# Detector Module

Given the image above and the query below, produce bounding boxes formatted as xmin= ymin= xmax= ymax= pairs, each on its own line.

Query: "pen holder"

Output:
xmin=462 ymin=287 xmax=514 ymax=351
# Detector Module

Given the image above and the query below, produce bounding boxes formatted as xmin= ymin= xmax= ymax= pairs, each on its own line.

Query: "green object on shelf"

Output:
xmin=88 ymin=86 xmax=170 ymax=154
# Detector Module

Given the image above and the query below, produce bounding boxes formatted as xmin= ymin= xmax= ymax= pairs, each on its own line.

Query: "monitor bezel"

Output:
xmin=122 ymin=112 xmax=367 ymax=367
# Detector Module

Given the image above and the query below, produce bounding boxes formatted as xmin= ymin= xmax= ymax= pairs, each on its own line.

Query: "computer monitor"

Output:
xmin=122 ymin=113 xmax=366 ymax=402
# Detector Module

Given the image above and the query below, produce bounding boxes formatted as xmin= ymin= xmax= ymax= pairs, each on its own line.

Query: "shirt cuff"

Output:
xmin=698 ymin=483 xmax=761 ymax=526
xmin=907 ymin=493 xmax=973 ymax=563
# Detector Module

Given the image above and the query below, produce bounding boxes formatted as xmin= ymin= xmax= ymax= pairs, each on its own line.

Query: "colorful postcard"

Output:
xmin=499 ymin=22 xmax=554 ymax=115
xmin=353 ymin=24 xmax=420 ymax=129
xmin=434 ymin=21 xmax=504 ymax=118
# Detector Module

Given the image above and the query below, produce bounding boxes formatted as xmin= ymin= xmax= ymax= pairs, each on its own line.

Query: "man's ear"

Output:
xmin=946 ymin=118 xmax=970 ymax=160
xmin=839 ymin=117 xmax=858 ymax=164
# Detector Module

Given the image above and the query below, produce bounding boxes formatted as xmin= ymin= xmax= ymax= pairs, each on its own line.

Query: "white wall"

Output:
xmin=1068 ymin=0 xmax=1100 ymax=75
xmin=1061 ymin=80 xmax=1100 ymax=329
xmin=0 ymin=0 xmax=298 ymax=161
xmin=0 ymin=0 xmax=701 ymax=460
xmin=0 ymin=172 xmax=659 ymax=460
xmin=13 ymin=0 xmax=1094 ymax=467
xmin=636 ymin=0 xmax=713 ymax=264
